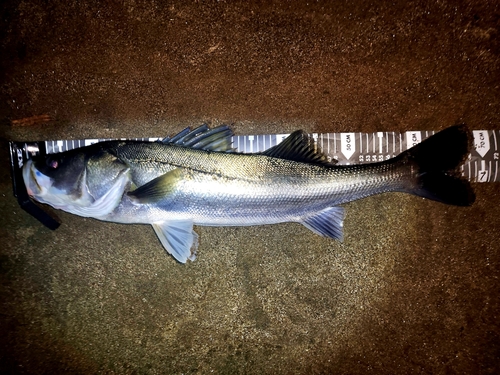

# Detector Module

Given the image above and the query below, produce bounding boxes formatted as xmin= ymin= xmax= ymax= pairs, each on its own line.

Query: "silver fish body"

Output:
xmin=23 ymin=125 xmax=474 ymax=262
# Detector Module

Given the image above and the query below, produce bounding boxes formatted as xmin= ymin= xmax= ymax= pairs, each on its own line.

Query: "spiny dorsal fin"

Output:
xmin=262 ymin=130 xmax=334 ymax=165
xmin=161 ymin=124 xmax=234 ymax=152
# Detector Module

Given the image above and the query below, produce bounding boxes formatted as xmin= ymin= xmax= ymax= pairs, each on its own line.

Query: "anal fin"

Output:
xmin=152 ymin=220 xmax=198 ymax=263
xmin=300 ymin=206 xmax=345 ymax=241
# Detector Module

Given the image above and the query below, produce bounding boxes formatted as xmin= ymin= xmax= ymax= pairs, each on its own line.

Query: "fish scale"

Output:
xmin=110 ymin=140 xmax=412 ymax=225
xmin=23 ymin=125 xmax=474 ymax=263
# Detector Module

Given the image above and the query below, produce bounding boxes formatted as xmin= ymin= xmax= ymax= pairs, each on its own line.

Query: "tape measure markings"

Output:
xmin=40 ymin=130 xmax=500 ymax=183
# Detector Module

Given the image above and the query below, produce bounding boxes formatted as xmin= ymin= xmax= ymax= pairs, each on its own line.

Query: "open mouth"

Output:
xmin=29 ymin=167 xmax=42 ymax=196
xmin=22 ymin=160 xmax=47 ymax=198
xmin=22 ymin=160 xmax=35 ymax=197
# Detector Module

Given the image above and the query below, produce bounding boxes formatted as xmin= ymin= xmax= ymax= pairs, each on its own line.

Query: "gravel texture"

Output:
xmin=1 ymin=1 xmax=499 ymax=374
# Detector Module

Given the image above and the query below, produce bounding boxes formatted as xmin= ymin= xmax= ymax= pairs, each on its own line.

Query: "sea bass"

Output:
xmin=23 ymin=124 xmax=474 ymax=263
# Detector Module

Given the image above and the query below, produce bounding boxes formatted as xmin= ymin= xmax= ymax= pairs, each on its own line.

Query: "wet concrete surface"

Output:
xmin=1 ymin=1 xmax=499 ymax=373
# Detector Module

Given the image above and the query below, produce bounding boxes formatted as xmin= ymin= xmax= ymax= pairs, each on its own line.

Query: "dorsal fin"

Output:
xmin=161 ymin=124 xmax=234 ymax=152
xmin=262 ymin=130 xmax=333 ymax=165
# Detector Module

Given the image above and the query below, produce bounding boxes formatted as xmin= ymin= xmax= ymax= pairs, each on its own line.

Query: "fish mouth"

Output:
xmin=22 ymin=159 xmax=54 ymax=200
xmin=21 ymin=159 xmax=75 ymax=211
xmin=29 ymin=165 xmax=43 ymax=196
xmin=22 ymin=160 xmax=40 ymax=197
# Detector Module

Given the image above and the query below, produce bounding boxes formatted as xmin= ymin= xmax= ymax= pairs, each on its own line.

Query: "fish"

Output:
xmin=22 ymin=124 xmax=475 ymax=263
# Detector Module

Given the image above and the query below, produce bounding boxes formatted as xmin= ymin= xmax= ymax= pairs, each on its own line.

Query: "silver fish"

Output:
xmin=23 ymin=124 xmax=474 ymax=263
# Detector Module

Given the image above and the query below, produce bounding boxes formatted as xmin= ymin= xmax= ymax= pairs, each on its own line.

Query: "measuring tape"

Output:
xmin=233 ymin=129 xmax=499 ymax=183
xmin=24 ymin=129 xmax=500 ymax=183
xmin=9 ymin=128 xmax=498 ymax=230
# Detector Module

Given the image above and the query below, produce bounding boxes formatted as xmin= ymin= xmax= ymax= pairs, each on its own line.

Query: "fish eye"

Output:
xmin=46 ymin=156 xmax=60 ymax=169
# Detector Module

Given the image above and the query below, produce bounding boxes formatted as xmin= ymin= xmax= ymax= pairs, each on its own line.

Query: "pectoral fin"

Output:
xmin=300 ymin=206 xmax=345 ymax=241
xmin=128 ymin=168 xmax=182 ymax=204
xmin=152 ymin=220 xmax=198 ymax=263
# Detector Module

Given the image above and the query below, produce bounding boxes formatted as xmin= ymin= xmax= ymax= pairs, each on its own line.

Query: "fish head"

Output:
xmin=23 ymin=149 xmax=88 ymax=205
xmin=22 ymin=145 xmax=131 ymax=218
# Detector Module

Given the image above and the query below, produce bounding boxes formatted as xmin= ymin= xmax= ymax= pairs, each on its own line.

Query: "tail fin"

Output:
xmin=403 ymin=124 xmax=475 ymax=206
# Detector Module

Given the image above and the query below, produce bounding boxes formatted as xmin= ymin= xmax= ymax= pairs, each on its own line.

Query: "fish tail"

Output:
xmin=402 ymin=124 xmax=475 ymax=206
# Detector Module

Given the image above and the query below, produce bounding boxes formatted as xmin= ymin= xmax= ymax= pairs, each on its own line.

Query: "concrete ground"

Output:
xmin=1 ymin=1 xmax=499 ymax=373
